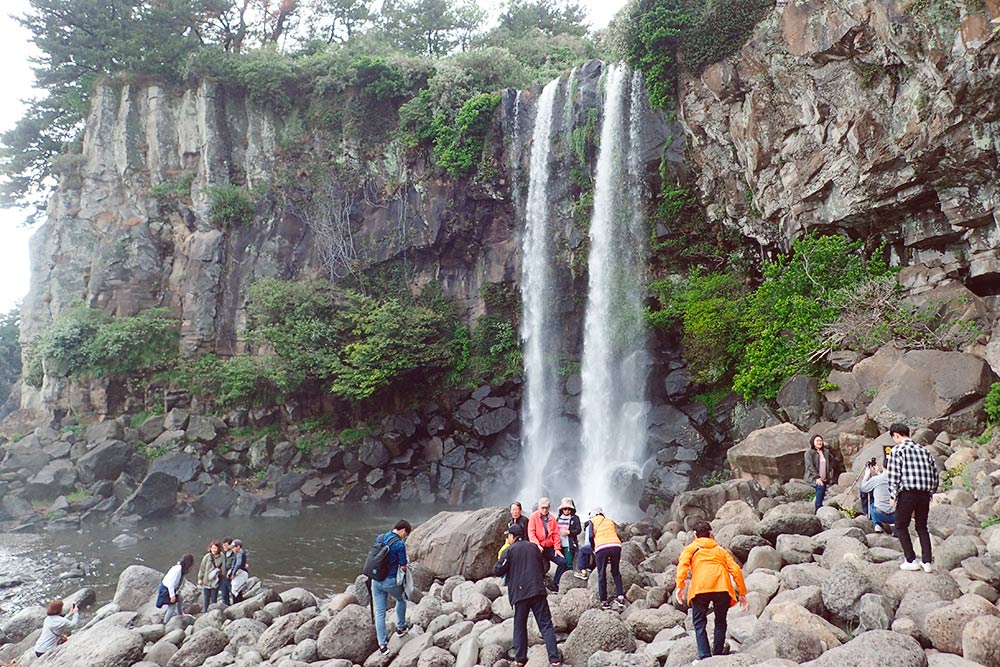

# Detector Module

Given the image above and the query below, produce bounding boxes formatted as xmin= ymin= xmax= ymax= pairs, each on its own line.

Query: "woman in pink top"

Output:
xmin=803 ymin=434 xmax=835 ymax=513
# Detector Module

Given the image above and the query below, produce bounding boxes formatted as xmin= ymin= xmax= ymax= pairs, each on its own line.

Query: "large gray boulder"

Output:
xmin=669 ymin=480 xmax=764 ymax=526
xmin=164 ymin=627 xmax=228 ymax=667
xmin=866 ymin=350 xmax=994 ymax=433
xmin=407 ymin=507 xmax=508 ymax=580
xmin=563 ymin=609 xmax=636 ymax=667
xmin=256 ymin=612 xmax=305 ymax=659
xmin=40 ymin=625 xmax=145 ymax=667
xmin=117 ymin=472 xmax=179 ymax=518
xmin=727 ymin=423 xmax=809 ymax=485
xmin=962 ymin=615 xmax=1000 ymax=667
xmin=821 ymin=559 xmax=880 ymax=623
xmin=924 ymin=593 xmax=1000 ymax=655
xmin=807 ymin=630 xmax=927 ymax=667
xmin=25 ymin=459 xmax=78 ymax=499
xmin=76 ymin=439 xmax=131 ymax=485
xmin=0 ymin=605 xmax=47 ymax=644
xmin=0 ymin=441 xmax=51 ymax=474
xmin=756 ymin=513 xmax=822 ymax=542
xmin=192 ymin=484 xmax=238 ymax=517
xmin=112 ymin=565 xmax=163 ymax=612
xmin=316 ymin=604 xmax=376 ymax=661
xmin=149 ymin=452 xmax=201 ymax=483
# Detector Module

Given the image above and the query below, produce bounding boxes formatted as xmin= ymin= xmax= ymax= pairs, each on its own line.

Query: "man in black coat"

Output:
xmin=494 ymin=524 xmax=562 ymax=666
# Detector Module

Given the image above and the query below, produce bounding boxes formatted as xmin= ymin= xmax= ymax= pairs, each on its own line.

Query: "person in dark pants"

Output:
xmin=887 ymin=423 xmax=939 ymax=572
xmin=676 ymin=520 xmax=748 ymax=662
xmin=590 ymin=508 xmax=626 ymax=609
xmin=803 ymin=434 xmax=835 ymax=513
xmin=494 ymin=523 xmax=562 ymax=667
xmin=219 ymin=537 xmax=234 ymax=605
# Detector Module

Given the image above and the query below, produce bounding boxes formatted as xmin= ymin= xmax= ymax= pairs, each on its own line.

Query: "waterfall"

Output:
xmin=578 ymin=65 xmax=651 ymax=517
xmin=518 ymin=77 xmax=564 ymax=501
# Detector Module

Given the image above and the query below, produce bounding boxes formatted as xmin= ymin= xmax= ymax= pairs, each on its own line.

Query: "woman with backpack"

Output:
xmin=156 ymin=554 xmax=194 ymax=623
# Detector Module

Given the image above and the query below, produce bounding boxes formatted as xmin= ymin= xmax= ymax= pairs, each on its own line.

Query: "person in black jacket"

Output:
xmin=553 ymin=497 xmax=581 ymax=589
xmin=494 ymin=524 xmax=562 ymax=667
xmin=508 ymin=501 xmax=530 ymax=534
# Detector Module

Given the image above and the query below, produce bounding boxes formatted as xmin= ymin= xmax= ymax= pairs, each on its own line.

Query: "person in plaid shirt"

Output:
xmin=886 ymin=423 xmax=939 ymax=572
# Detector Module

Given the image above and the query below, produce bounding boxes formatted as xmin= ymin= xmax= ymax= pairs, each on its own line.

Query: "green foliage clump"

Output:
xmin=24 ymin=305 xmax=179 ymax=387
xmin=208 ymin=184 xmax=255 ymax=229
xmin=451 ymin=316 xmax=523 ymax=385
xmin=734 ymin=235 xmax=893 ymax=399
xmin=234 ymin=47 xmax=303 ymax=110
xmin=0 ymin=309 xmax=22 ymax=406
xmin=985 ymin=383 xmax=1000 ymax=425
xmin=432 ymin=92 xmax=502 ymax=176
xmin=622 ymin=0 xmax=773 ymax=110
xmin=339 ymin=425 xmax=372 ymax=446
xmin=150 ymin=173 xmax=194 ymax=205
xmin=170 ymin=354 xmax=277 ymax=407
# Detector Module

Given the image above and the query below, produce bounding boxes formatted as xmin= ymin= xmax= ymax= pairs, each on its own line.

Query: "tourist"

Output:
xmin=33 ymin=600 xmax=79 ymax=657
xmin=803 ymin=434 xmax=835 ymax=512
xmin=219 ymin=537 xmax=234 ymax=605
xmin=886 ymin=423 xmax=939 ymax=572
xmin=509 ymin=501 xmax=530 ymax=534
xmin=228 ymin=539 xmax=249 ymax=603
xmin=554 ymin=497 xmax=581 ymax=588
xmin=197 ymin=541 xmax=225 ymax=611
xmin=494 ymin=523 xmax=562 ymax=667
xmin=573 ymin=511 xmax=596 ymax=580
xmin=527 ymin=497 xmax=563 ymax=590
xmin=860 ymin=457 xmax=895 ymax=533
xmin=590 ymin=508 xmax=626 ymax=609
xmin=157 ymin=554 xmax=195 ymax=624
xmin=675 ymin=520 xmax=748 ymax=662
xmin=372 ymin=519 xmax=412 ymax=655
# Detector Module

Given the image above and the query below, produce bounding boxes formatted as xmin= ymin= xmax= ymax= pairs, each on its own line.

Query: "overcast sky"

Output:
xmin=0 ymin=0 xmax=630 ymax=313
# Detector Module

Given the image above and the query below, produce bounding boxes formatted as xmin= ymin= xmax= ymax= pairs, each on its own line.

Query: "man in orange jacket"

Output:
xmin=675 ymin=520 xmax=748 ymax=662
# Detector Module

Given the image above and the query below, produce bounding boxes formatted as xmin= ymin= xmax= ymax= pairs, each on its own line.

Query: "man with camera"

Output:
xmin=860 ymin=455 xmax=895 ymax=533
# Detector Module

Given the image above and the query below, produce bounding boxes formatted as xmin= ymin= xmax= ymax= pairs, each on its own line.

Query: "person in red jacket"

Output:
xmin=527 ymin=497 xmax=564 ymax=590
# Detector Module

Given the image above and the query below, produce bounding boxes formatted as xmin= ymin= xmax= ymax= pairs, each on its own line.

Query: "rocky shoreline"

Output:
xmin=2 ymin=433 xmax=999 ymax=667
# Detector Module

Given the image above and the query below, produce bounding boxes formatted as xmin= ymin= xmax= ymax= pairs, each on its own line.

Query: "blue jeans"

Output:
xmin=576 ymin=545 xmax=594 ymax=570
xmin=202 ymin=586 xmax=219 ymax=611
xmin=219 ymin=578 xmax=231 ymax=605
xmin=869 ymin=505 xmax=895 ymax=529
xmin=163 ymin=600 xmax=181 ymax=624
xmin=814 ymin=483 xmax=827 ymax=511
xmin=372 ymin=576 xmax=406 ymax=648
xmin=691 ymin=591 xmax=731 ymax=659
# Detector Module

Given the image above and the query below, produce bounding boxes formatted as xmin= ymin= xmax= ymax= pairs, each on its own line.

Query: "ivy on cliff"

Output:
xmin=432 ymin=92 xmax=503 ymax=176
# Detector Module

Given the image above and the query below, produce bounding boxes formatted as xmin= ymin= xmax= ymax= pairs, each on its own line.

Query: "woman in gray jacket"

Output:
xmin=197 ymin=541 xmax=225 ymax=611
xmin=803 ymin=434 xmax=836 ymax=512
xmin=33 ymin=600 xmax=78 ymax=656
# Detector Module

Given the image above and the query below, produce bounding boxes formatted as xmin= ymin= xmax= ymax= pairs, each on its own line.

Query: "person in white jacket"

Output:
xmin=157 ymin=554 xmax=194 ymax=623
xmin=33 ymin=600 xmax=79 ymax=656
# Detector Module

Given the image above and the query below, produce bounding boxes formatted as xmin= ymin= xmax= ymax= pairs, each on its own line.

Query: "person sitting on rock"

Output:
xmin=508 ymin=501 xmax=529 ymax=534
xmin=860 ymin=456 xmax=895 ymax=534
xmin=590 ymin=508 xmax=627 ymax=609
xmin=675 ymin=520 xmax=748 ymax=663
xmin=493 ymin=523 xmax=562 ymax=667
xmin=527 ymin=497 xmax=564 ymax=590
xmin=886 ymin=423 xmax=939 ymax=572
xmin=156 ymin=553 xmax=194 ymax=624
xmin=803 ymin=434 xmax=835 ymax=513
xmin=371 ymin=519 xmax=412 ymax=655
xmin=554 ymin=497 xmax=581 ymax=589
xmin=33 ymin=599 xmax=79 ymax=657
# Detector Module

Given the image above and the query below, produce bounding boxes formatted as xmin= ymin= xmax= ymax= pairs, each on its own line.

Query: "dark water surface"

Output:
xmin=0 ymin=503 xmax=450 ymax=617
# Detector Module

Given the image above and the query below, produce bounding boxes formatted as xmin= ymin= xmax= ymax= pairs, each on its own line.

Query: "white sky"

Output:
xmin=0 ymin=0 xmax=629 ymax=313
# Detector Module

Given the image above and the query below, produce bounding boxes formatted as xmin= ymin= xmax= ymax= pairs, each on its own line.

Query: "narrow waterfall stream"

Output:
xmin=518 ymin=77 xmax=565 ymax=500
xmin=578 ymin=64 xmax=651 ymax=517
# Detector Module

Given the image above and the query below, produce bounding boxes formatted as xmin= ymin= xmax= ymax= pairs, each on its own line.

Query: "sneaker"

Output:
xmin=900 ymin=560 xmax=921 ymax=571
xmin=395 ymin=625 xmax=410 ymax=636
xmin=379 ymin=645 xmax=389 ymax=655
xmin=873 ymin=524 xmax=883 ymax=533
xmin=573 ymin=570 xmax=588 ymax=580
xmin=921 ymin=562 xmax=934 ymax=573
xmin=691 ymin=660 xmax=702 ymax=666
xmin=613 ymin=595 xmax=627 ymax=609
xmin=601 ymin=600 xmax=612 ymax=610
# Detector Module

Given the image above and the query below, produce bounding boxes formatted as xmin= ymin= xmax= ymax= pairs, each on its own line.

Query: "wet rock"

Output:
xmin=473 ymin=407 xmax=517 ymax=437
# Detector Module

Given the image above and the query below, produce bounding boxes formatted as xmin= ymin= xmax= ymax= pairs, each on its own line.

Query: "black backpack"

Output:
xmin=362 ymin=532 xmax=400 ymax=582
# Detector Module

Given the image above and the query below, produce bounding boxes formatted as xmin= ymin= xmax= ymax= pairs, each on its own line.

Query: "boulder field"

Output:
xmin=2 ymin=452 xmax=1000 ymax=667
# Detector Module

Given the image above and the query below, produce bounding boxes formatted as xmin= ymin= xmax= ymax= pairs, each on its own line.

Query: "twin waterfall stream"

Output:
xmin=517 ymin=64 xmax=652 ymax=518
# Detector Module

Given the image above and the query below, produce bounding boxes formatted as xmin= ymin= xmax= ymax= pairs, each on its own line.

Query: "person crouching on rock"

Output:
xmin=527 ymin=497 xmax=564 ymax=591
xmin=33 ymin=599 xmax=79 ymax=657
xmin=494 ymin=523 xmax=562 ymax=667
xmin=675 ymin=520 xmax=748 ymax=662
xmin=157 ymin=554 xmax=194 ymax=624
xmin=198 ymin=541 xmax=225 ymax=611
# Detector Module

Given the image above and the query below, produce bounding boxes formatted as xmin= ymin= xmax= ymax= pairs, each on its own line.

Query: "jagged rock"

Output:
xmin=76 ymin=439 xmax=131 ymax=484
xmin=407 ymin=507 xmax=508 ymax=580
xmin=150 ymin=452 xmax=201 ymax=483
xmin=563 ymin=609 xmax=636 ymax=666
xmin=185 ymin=415 xmax=218 ymax=443
xmin=473 ymin=407 xmax=517 ymax=437
xmin=117 ymin=472 xmax=179 ymax=518
xmin=776 ymin=375 xmax=821 ymax=429
xmin=358 ymin=438 xmax=390 ymax=469
xmin=316 ymin=604 xmax=376 ymax=661
xmin=193 ymin=483 xmax=238 ymax=517
xmin=728 ymin=423 xmax=808 ymax=485
xmin=256 ymin=612 xmax=305 ymax=659
xmin=25 ymin=459 xmax=77 ymax=498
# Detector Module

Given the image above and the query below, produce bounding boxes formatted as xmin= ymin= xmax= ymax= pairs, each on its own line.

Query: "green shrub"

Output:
xmin=432 ymin=92 xmax=502 ymax=176
xmin=986 ymin=383 xmax=1000 ymax=424
xmin=397 ymin=89 xmax=436 ymax=149
xmin=150 ymin=173 xmax=194 ymax=204
xmin=208 ymin=184 xmax=255 ymax=229
xmin=234 ymin=47 xmax=302 ymax=110
xmin=339 ymin=425 xmax=372 ymax=446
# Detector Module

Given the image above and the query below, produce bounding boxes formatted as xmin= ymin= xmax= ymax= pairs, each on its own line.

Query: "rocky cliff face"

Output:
xmin=682 ymin=0 xmax=1000 ymax=284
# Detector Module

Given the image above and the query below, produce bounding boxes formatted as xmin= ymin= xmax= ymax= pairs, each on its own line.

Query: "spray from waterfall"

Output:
xmin=518 ymin=77 xmax=564 ymax=502
xmin=578 ymin=64 xmax=651 ymax=518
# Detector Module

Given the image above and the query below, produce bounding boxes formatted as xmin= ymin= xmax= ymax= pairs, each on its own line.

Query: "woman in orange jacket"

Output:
xmin=675 ymin=520 xmax=748 ymax=662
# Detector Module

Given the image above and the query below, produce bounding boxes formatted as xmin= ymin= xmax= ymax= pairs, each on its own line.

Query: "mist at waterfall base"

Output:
xmin=517 ymin=63 xmax=654 ymax=520
xmin=0 ymin=503 xmax=445 ymax=616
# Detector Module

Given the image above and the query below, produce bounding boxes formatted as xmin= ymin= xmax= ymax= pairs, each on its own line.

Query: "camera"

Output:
xmin=867 ymin=457 xmax=878 ymax=468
